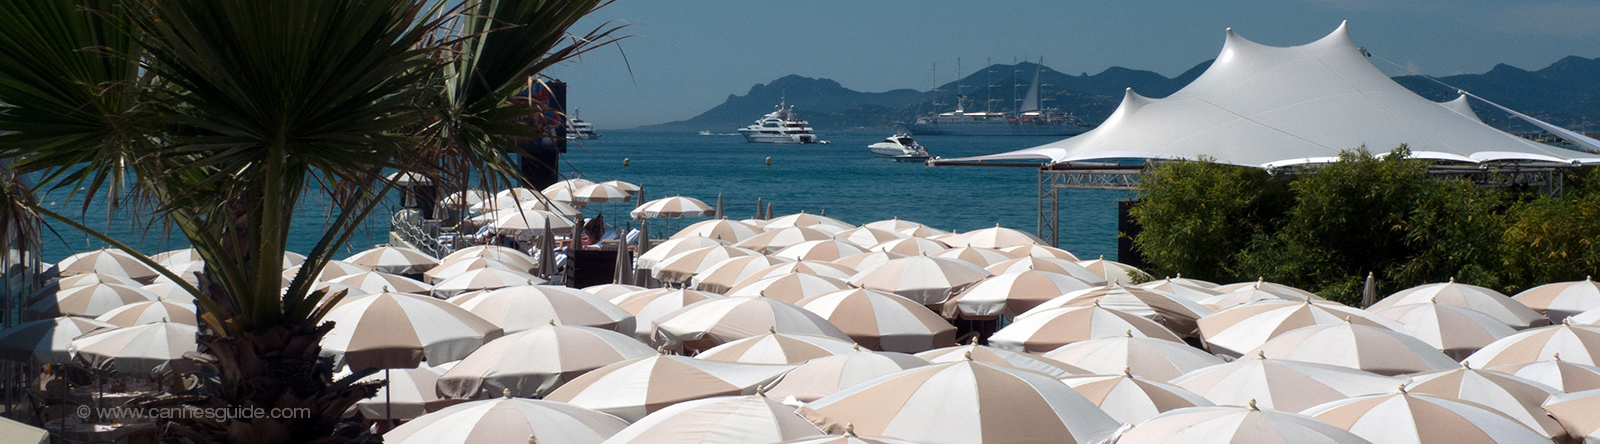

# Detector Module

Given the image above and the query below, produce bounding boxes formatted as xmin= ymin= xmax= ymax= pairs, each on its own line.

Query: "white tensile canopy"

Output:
xmin=943 ymin=22 xmax=1595 ymax=168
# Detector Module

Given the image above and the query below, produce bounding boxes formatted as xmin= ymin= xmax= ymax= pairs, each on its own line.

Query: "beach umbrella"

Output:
xmin=869 ymin=237 xmax=949 ymax=256
xmin=797 ymin=288 xmax=957 ymax=353
xmin=1059 ymin=372 xmax=1214 ymax=425
xmin=422 ymin=257 xmax=527 ymax=284
xmin=570 ymin=183 xmax=631 ymax=204
xmin=635 ymin=236 xmax=729 ymax=270
xmin=941 ymin=225 xmax=1044 ymax=249
xmin=1371 ymin=279 xmax=1549 ymax=329
xmin=1196 ymin=299 xmax=1405 ymax=358
xmin=540 ymin=186 xmax=583 ymax=205
xmin=631 ymin=196 xmax=714 ymax=220
xmin=1213 ymin=278 xmax=1323 ymax=299
xmin=430 ymin=268 xmax=543 ymax=298
xmin=25 ymin=283 xmax=158 ymax=319
xmin=862 ymin=218 xmax=947 ymax=237
xmin=726 ymin=272 xmax=851 ymax=304
xmin=141 ymin=283 xmax=194 ymax=304
xmin=599 ymin=180 xmax=640 ymax=196
xmin=1142 ymin=274 xmax=1221 ymax=289
xmin=1019 ymin=284 xmax=1213 ymax=337
xmin=834 ymin=226 xmax=909 ymax=248
xmin=796 ymin=360 xmax=1121 ymax=444
xmin=989 ymin=305 xmax=1183 ymax=353
xmin=738 ymin=260 xmax=857 ymax=284
xmin=544 ymin=178 xmax=597 ymax=195
xmin=1136 ymin=278 xmax=1224 ymax=304
xmin=147 ymin=260 xmax=206 ymax=287
xmin=1040 ymin=335 xmax=1226 ymax=382
xmin=654 ymin=296 xmax=851 ymax=352
xmin=1463 ymin=323 xmax=1600 ymax=368
xmin=696 ymin=332 xmax=857 ymax=364
xmin=773 ymin=433 xmax=923 ymax=444
xmin=1075 ymin=256 xmax=1148 ymax=285
xmin=1404 ymin=367 xmax=1567 ymax=441
xmin=1110 ymin=404 xmax=1371 ymax=444
xmin=1543 ymin=389 xmax=1600 ymax=443
xmin=672 ymin=219 xmax=762 ymax=242
xmin=1303 ymin=389 xmax=1549 ymax=444
xmin=1572 ymin=307 xmax=1600 ymax=325
xmin=652 ymin=245 xmax=762 ymax=283
xmin=319 ymin=292 xmax=503 ymax=369
xmin=830 ymin=251 xmax=906 ymax=273
xmin=762 ymin=350 xmax=931 ymax=402
xmin=773 ymin=239 xmax=867 ymax=262
xmin=914 ymin=343 xmax=1089 ymax=378
xmin=1488 ymin=357 xmax=1600 ymax=393
xmin=55 ymin=272 xmax=142 ymax=289
xmin=440 ymin=189 xmax=487 ymax=210
xmin=352 ymin=365 xmax=449 ymax=420
xmin=384 ymin=396 xmax=627 ymax=444
xmin=610 ymin=289 xmax=724 ymax=345
xmin=847 ymin=256 xmax=991 ymax=305
xmin=93 ymin=300 xmax=197 ymax=327
xmin=69 ymin=322 xmax=198 ymax=373
xmin=1170 ymin=352 xmax=1400 ymax=412
xmin=1513 ymin=277 xmax=1600 ymax=324
xmin=1375 ymin=302 xmax=1517 ymax=360
xmin=765 ymin=212 xmax=855 ymax=234
xmin=0 ymin=417 xmax=47 ymax=444
xmin=1198 ymin=284 xmax=1324 ymax=310
xmin=344 ymin=246 xmax=440 ymax=275
xmin=997 ymin=244 xmax=1080 ymax=261
xmin=0 ymin=316 xmax=115 ymax=363
xmin=326 ymin=271 xmax=432 ymax=295
xmin=543 ymin=354 xmax=792 ymax=421
xmin=983 ymin=256 xmax=1104 ymax=283
xmin=436 ymin=325 xmax=654 ymax=399
xmin=56 ymin=249 xmax=159 ymax=282
xmin=944 ymin=270 xmax=1098 ymax=319
xmin=734 ymin=226 xmax=834 ymax=254
xmin=150 ymin=248 xmax=200 ymax=268
xmin=488 ymin=210 xmax=574 ymax=240
xmin=604 ymin=395 xmax=823 ymax=444
xmin=930 ymin=246 xmax=1012 ymax=268
xmin=444 ymin=245 xmax=539 ymax=267
xmin=283 ymin=260 xmax=371 ymax=283
xmin=455 ymin=285 xmax=634 ymax=335
xmin=584 ymin=283 xmax=646 ymax=300
xmin=1248 ymin=323 xmax=1459 ymax=376
xmin=689 ymin=255 xmax=794 ymax=294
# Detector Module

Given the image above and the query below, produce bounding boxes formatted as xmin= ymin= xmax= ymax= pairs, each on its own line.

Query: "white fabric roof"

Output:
xmin=948 ymin=22 xmax=1592 ymax=168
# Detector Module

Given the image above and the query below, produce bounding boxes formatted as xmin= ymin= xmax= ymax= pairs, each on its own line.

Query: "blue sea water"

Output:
xmin=38 ymin=130 xmax=1129 ymax=263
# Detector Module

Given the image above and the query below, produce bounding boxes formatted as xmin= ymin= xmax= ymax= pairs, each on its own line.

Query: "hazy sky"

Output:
xmin=543 ymin=1 xmax=1600 ymax=129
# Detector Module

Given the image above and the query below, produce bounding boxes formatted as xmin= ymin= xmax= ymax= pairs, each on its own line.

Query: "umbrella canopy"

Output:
xmin=604 ymin=395 xmax=823 ymax=444
xmin=797 ymin=288 xmax=956 ymax=353
xmin=654 ymin=296 xmax=851 ymax=352
xmin=26 ymin=283 xmax=158 ymax=319
xmin=765 ymin=212 xmax=855 ymax=233
xmin=150 ymin=248 xmax=200 ymax=268
xmin=653 ymin=245 xmax=763 ymax=283
xmin=726 ymin=272 xmax=851 ymax=304
xmin=1543 ymin=389 xmax=1600 ymax=443
xmin=443 ymin=245 xmax=539 ymax=267
xmin=734 ymin=226 xmax=834 ymax=254
xmin=998 ymin=244 xmax=1080 ymax=261
xmin=990 ymin=305 xmax=1183 ymax=353
xmin=1374 ymin=303 xmax=1518 ymax=360
xmin=487 ymin=210 xmax=575 ymax=240
xmin=1248 ymin=323 xmax=1459 ymax=376
xmin=1110 ymin=405 xmax=1371 ymax=444
xmin=869 ymin=237 xmax=950 ymax=256
xmin=696 ymin=332 xmax=857 ymax=365
xmin=1213 ymin=279 xmax=1322 ymax=299
xmin=610 ymin=288 xmax=724 ymax=345
xmin=1405 ymin=367 xmax=1566 ymax=441
xmin=540 ymin=185 xmax=584 ymax=205
xmin=56 ymin=272 xmax=142 ymax=290
xmin=774 ymin=239 xmax=867 ymax=262
xmin=148 ymin=260 xmax=206 ymax=287
xmin=570 ymin=183 xmax=631 ymax=204
xmin=636 ymin=236 xmax=730 ymax=270
xmin=1196 ymin=299 xmax=1405 ymax=358
xmin=797 ymin=360 xmax=1121 ymax=444
xmin=437 ymin=325 xmax=655 ymax=399
xmin=440 ymin=189 xmax=488 ymax=210
xmin=327 ymin=271 xmax=432 ymax=295
xmin=631 ymin=196 xmax=715 ymax=220
xmin=835 ymin=227 xmax=910 ymax=248
xmin=1513 ymin=277 xmax=1600 ymax=324
xmin=847 ymin=256 xmax=991 ymax=305
xmin=1487 ymin=357 xmax=1600 ymax=393
xmin=1198 ymin=285 xmax=1325 ymax=310
xmin=1170 ymin=352 xmax=1401 ymax=412
xmin=320 ymin=292 xmax=503 ymax=369
xmin=456 ymin=285 xmax=634 ymax=335
xmin=422 ymin=257 xmax=528 ymax=284
xmin=914 ymin=344 xmax=1089 ymax=379
xmin=141 ymin=283 xmax=194 ymax=304
xmin=543 ymin=179 xmax=597 ymax=195
xmin=0 ymin=416 xmax=47 ymax=444
xmin=982 ymin=257 xmax=1104 ymax=283
xmin=1021 ymin=284 xmax=1214 ymax=337
xmin=598 ymin=180 xmax=640 ymax=196
xmin=1041 ymin=335 xmax=1226 ymax=383
xmin=1074 ymin=257 xmax=1148 ymax=285
xmin=543 ymin=354 xmax=792 ymax=422
xmin=1371 ymin=279 xmax=1549 ymax=329
xmin=941 ymin=225 xmax=1044 ymax=249
xmin=944 ymin=270 xmax=1098 ymax=319
xmin=385 ymin=397 xmax=627 ymax=444
xmin=1463 ymin=323 xmax=1600 ymax=368
xmin=1303 ymin=389 xmax=1549 ymax=444
xmin=584 ymin=284 xmax=646 ymax=300
xmin=1136 ymin=278 xmax=1224 ymax=304
xmin=344 ymin=246 xmax=440 ymax=275
xmin=762 ymin=350 xmax=931 ymax=402
xmin=352 ymin=365 xmax=448 ymax=420
xmin=1059 ymin=372 xmax=1214 ymax=425
xmin=673 ymin=219 xmax=763 ymax=243
xmin=431 ymin=268 xmax=544 ymax=299
xmin=0 ymin=316 xmax=115 ymax=363
xmin=862 ymin=218 xmax=947 ymax=237
xmin=495 ymin=187 xmax=547 ymax=203
xmin=283 ymin=260 xmax=371 ymax=283
xmin=831 ymin=251 xmax=906 ymax=273
xmin=739 ymin=261 xmax=858 ymax=285
xmin=69 ymin=322 xmax=197 ymax=373
xmin=930 ymin=246 xmax=1012 ymax=268
xmin=1570 ymin=307 xmax=1600 ymax=325
xmin=56 ymin=249 xmax=159 ymax=282
xmin=93 ymin=301 xmax=197 ymax=327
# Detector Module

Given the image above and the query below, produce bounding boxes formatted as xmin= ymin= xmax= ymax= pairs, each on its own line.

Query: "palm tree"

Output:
xmin=0 ymin=0 xmax=620 ymax=442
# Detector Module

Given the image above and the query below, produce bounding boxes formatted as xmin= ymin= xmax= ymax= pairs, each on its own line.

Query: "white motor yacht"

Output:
xmin=868 ymin=133 xmax=931 ymax=161
xmin=738 ymin=100 xmax=819 ymax=144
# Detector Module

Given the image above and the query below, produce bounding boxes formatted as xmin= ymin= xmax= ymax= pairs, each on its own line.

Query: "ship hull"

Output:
xmin=740 ymin=131 xmax=817 ymax=144
xmin=908 ymin=121 xmax=1090 ymax=137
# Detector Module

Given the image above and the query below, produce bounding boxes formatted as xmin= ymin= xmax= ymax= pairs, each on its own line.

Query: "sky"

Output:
xmin=543 ymin=0 xmax=1600 ymax=130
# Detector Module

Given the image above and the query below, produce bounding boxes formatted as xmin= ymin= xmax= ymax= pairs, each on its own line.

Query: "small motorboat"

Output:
xmin=868 ymin=133 xmax=931 ymax=161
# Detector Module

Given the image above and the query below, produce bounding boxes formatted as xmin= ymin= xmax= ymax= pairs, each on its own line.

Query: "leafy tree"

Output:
xmin=1128 ymin=157 xmax=1291 ymax=282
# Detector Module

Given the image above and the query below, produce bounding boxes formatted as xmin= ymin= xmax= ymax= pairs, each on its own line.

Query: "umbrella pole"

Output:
xmin=385 ymin=368 xmax=392 ymax=429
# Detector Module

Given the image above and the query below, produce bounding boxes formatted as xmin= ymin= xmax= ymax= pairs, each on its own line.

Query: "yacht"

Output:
xmin=868 ymin=133 xmax=930 ymax=161
xmin=909 ymin=60 xmax=1092 ymax=137
xmin=738 ymin=101 xmax=819 ymax=144
xmin=567 ymin=110 xmax=600 ymax=140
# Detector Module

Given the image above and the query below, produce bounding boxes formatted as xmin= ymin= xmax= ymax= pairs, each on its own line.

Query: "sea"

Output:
xmin=37 ymin=131 xmax=1129 ymax=263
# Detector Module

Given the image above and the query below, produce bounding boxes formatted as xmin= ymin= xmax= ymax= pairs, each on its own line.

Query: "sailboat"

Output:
xmin=909 ymin=58 xmax=1093 ymax=136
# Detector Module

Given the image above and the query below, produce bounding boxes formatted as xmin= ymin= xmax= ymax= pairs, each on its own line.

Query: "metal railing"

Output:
xmin=390 ymin=210 xmax=457 ymax=258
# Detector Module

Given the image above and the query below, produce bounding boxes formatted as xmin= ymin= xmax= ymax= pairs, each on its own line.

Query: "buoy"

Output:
xmin=623 ymin=158 xmax=630 ymax=167
xmin=765 ymin=156 xmax=772 ymax=166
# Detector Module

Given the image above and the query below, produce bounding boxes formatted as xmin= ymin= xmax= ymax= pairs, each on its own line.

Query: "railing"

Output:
xmin=390 ymin=210 xmax=457 ymax=258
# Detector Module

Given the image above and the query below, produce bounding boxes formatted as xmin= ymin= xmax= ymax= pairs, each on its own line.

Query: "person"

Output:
xmin=583 ymin=213 xmax=606 ymax=248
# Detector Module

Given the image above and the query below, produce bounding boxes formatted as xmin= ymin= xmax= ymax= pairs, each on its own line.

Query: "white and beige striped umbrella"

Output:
xmin=384 ymin=397 xmax=627 ymax=444
xmin=488 ymin=210 xmax=575 ymax=240
xmin=835 ymin=227 xmax=909 ymax=248
xmin=1170 ymin=352 xmax=1400 ymax=412
xmin=689 ymin=255 xmax=794 ymax=294
xmin=344 ymin=246 xmax=440 ymax=275
xmin=762 ymin=350 xmax=931 ymax=402
xmin=1405 ymin=367 xmax=1566 ymax=441
xmin=1375 ymin=303 xmax=1517 ymax=360
xmin=610 ymin=288 xmax=724 ymax=345
xmin=56 ymin=249 xmax=159 ymax=282
xmin=93 ymin=301 xmax=197 ymax=327
xmin=930 ymin=246 xmax=1012 ymax=268
xmin=1021 ymin=284 xmax=1214 ymax=338
xmin=797 ymin=360 xmax=1121 ymax=444
xmin=444 ymin=245 xmax=538 ymax=267
xmin=422 ymin=257 xmax=528 ymax=284
xmin=147 ymin=260 xmax=205 ymax=287
xmin=1249 ymin=323 xmax=1459 ymax=376
xmin=327 ymin=271 xmax=432 ymax=295
xmin=436 ymin=325 xmax=655 ymax=398
xmin=740 ymin=260 xmax=858 ymax=284
xmin=42 ymin=273 xmax=140 ymax=303
xmin=1570 ymin=307 xmax=1600 ymax=325
xmin=516 ymin=198 xmax=585 ymax=217
xmin=69 ymin=322 xmax=197 ymax=373
xmin=726 ymin=272 xmax=851 ymax=304
xmin=997 ymin=244 xmax=1080 ymax=261
xmin=765 ymin=212 xmax=855 ymax=233
xmin=26 ymin=283 xmax=158 ymax=319
xmin=598 ymin=180 xmax=640 ymax=196
xmin=353 ymin=365 xmax=448 ymax=420
xmin=914 ymin=343 xmax=1089 ymax=378
xmin=862 ymin=218 xmax=946 ymax=237
xmin=1041 ymin=335 xmax=1226 ymax=383
xmin=1144 ymin=275 xmax=1222 ymax=289
xmin=869 ymin=237 xmax=950 ymax=256
xmin=1075 ymin=256 xmax=1148 ymax=285
xmin=696 ymin=332 xmax=857 ymax=364
xmin=1198 ymin=284 xmax=1324 ymax=310
xmin=847 ymin=256 xmax=992 ymax=305
xmin=1137 ymin=278 xmax=1224 ymax=304
xmin=797 ymin=288 xmax=956 ymax=353
xmin=631 ymin=196 xmax=715 ymax=220
xmin=583 ymin=284 xmax=646 ymax=300
xmin=653 ymin=245 xmax=763 ymax=283
xmin=831 ymin=251 xmax=906 ymax=272
xmin=941 ymin=225 xmax=1044 ymax=249
xmin=1059 ymin=372 xmax=1214 ymax=425
xmin=989 ymin=305 xmax=1183 ymax=353
xmin=320 ymin=292 xmax=503 ymax=369
xmin=1303 ymin=389 xmax=1549 ymax=444
xmin=544 ymin=354 xmax=792 ymax=422
xmin=773 ymin=239 xmax=867 ymax=262
xmin=540 ymin=185 xmax=583 ymax=205
xmin=734 ymin=226 xmax=834 ymax=254
xmin=1513 ymin=277 xmax=1600 ymax=324
xmin=544 ymin=179 xmax=597 ymax=195
xmin=570 ymin=183 xmax=631 ymax=204
xmin=672 ymin=219 xmax=763 ymax=243
xmin=654 ymin=296 xmax=851 ymax=352
xmin=605 ymin=395 xmax=823 ymax=444
xmin=497 ymin=186 xmax=547 ymax=202
xmin=456 ymin=285 xmax=634 ymax=335
xmin=1487 ymin=357 xmax=1600 ymax=393
xmin=1196 ymin=299 xmax=1404 ymax=358
xmin=283 ymin=260 xmax=370 ymax=283
xmin=773 ymin=432 xmax=921 ymax=444
xmin=944 ymin=270 xmax=1098 ymax=319
xmin=440 ymin=189 xmax=487 ymax=210
xmin=1544 ymin=388 xmax=1600 ymax=443
xmin=1463 ymin=323 xmax=1600 ymax=368
xmin=431 ymin=268 xmax=543 ymax=298
xmin=149 ymin=248 xmax=200 ymax=269
xmin=636 ymin=236 xmax=730 ymax=270
xmin=141 ymin=283 xmax=193 ymax=304
xmin=1371 ymin=279 xmax=1549 ymax=329
xmin=1213 ymin=279 xmax=1322 ymax=299
xmin=0 ymin=316 xmax=115 ymax=363
xmin=1111 ymin=405 xmax=1371 ymax=444
xmin=983 ymin=256 xmax=1104 ymax=284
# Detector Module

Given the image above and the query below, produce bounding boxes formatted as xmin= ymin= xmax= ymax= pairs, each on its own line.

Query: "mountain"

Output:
xmin=1394 ymin=55 xmax=1600 ymax=131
